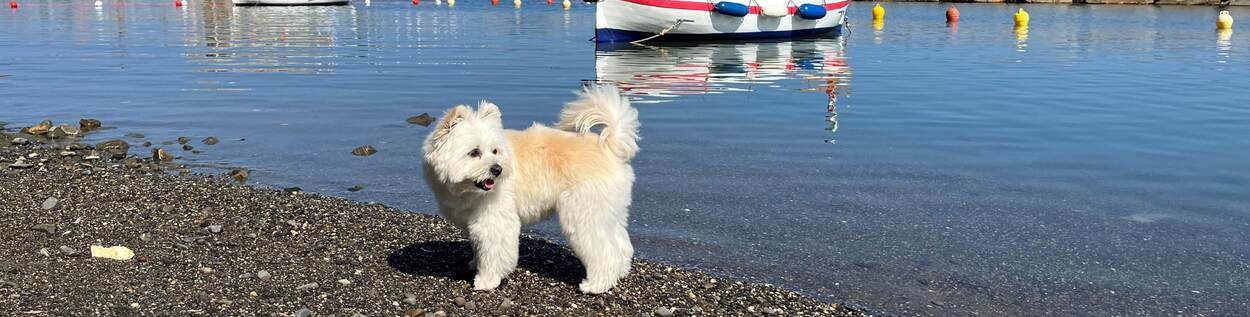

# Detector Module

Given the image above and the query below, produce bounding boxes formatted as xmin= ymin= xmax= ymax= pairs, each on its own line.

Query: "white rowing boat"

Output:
xmin=232 ymin=0 xmax=349 ymax=6
xmin=594 ymin=0 xmax=849 ymax=43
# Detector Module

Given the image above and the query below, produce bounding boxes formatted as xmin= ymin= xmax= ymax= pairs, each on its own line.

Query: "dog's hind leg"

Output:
xmin=467 ymin=201 xmax=521 ymax=291
xmin=557 ymin=191 xmax=634 ymax=294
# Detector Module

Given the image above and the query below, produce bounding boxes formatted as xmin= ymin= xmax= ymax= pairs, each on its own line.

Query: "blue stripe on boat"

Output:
xmin=594 ymin=25 xmax=842 ymax=43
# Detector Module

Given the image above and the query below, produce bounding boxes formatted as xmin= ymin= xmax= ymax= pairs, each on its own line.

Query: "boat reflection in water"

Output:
xmin=594 ymin=37 xmax=851 ymax=143
xmin=193 ymin=3 xmax=361 ymax=74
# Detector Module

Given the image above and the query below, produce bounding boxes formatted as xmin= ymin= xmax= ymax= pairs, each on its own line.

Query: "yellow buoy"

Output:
xmin=1217 ymin=10 xmax=1234 ymax=30
xmin=562 ymin=0 xmax=570 ymax=9
xmin=447 ymin=0 xmax=454 ymax=6
xmin=1014 ymin=8 xmax=1029 ymax=28
xmin=872 ymin=3 xmax=884 ymax=21
xmin=514 ymin=0 xmax=520 ymax=7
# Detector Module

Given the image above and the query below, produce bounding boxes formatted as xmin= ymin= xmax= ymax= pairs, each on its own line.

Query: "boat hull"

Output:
xmin=232 ymin=0 xmax=350 ymax=6
xmin=595 ymin=0 xmax=848 ymax=43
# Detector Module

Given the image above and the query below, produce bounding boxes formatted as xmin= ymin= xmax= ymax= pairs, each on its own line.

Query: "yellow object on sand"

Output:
xmin=872 ymin=3 xmax=884 ymax=21
xmin=90 ymin=245 xmax=135 ymax=260
xmin=1014 ymin=8 xmax=1030 ymax=27
xmin=1217 ymin=11 xmax=1234 ymax=30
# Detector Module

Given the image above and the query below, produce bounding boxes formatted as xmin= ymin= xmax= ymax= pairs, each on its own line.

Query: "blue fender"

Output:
xmin=797 ymin=4 xmax=826 ymax=20
xmin=714 ymin=1 xmax=749 ymax=17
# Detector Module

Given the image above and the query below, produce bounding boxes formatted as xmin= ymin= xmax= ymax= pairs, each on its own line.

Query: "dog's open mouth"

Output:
xmin=474 ymin=178 xmax=496 ymax=191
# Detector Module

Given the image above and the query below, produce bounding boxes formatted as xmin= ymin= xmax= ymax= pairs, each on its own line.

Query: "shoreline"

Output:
xmin=0 ymin=123 xmax=870 ymax=316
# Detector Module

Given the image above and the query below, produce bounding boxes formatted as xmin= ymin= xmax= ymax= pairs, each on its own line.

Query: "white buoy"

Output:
xmin=94 ymin=0 xmax=102 ymax=6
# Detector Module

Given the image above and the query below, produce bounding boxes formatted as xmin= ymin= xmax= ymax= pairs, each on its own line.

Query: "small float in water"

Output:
xmin=232 ymin=0 xmax=349 ymax=6
xmin=594 ymin=0 xmax=849 ymax=43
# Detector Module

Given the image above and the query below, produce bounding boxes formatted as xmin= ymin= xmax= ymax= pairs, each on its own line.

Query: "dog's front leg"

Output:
xmin=467 ymin=201 xmax=520 ymax=291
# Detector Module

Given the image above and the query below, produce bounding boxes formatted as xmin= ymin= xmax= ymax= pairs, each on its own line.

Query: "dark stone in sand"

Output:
xmin=29 ymin=224 xmax=56 ymax=235
xmin=125 ymin=132 xmax=145 ymax=139
xmin=454 ymin=296 xmax=466 ymax=307
xmin=65 ymin=143 xmax=90 ymax=151
xmin=348 ymin=185 xmax=365 ymax=192
xmin=79 ymin=119 xmax=102 ymax=131
xmin=407 ymin=113 xmax=434 ymax=127
xmin=181 ymin=144 xmax=193 ymax=151
xmin=27 ymin=120 xmax=53 ymax=135
xmin=229 ymin=169 xmax=249 ymax=182
xmin=352 ymin=145 xmax=377 ymax=157
xmin=96 ymin=140 xmax=130 ymax=160
xmin=177 ymin=137 xmax=190 ymax=145
xmin=202 ymin=137 xmax=219 ymax=145
xmin=142 ymin=142 xmax=152 ymax=148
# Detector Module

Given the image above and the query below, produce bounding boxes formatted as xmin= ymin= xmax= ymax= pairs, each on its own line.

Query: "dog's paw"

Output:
xmin=578 ymin=280 xmax=614 ymax=294
xmin=473 ymin=275 xmax=503 ymax=291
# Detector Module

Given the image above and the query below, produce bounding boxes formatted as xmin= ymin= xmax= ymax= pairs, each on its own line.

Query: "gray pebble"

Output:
xmin=296 ymin=282 xmax=319 ymax=291
xmin=295 ymin=308 xmax=312 ymax=317
xmin=403 ymin=294 xmax=418 ymax=305
xmin=58 ymin=246 xmax=79 ymax=256
xmin=348 ymin=185 xmax=364 ymax=192
xmin=499 ymin=298 xmax=514 ymax=309
xmin=207 ymin=225 xmax=223 ymax=234
xmin=464 ymin=301 xmax=476 ymax=310
xmin=202 ymin=137 xmax=219 ymax=145
xmin=42 ymin=197 xmax=61 ymax=211
xmin=453 ymin=296 xmax=466 ymax=307
xmin=762 ymin=307 xmax=781 ymax=314
xmin=256 ymin=270 xmax=272 ymax=281
xmin=11 ymin=138 xmax=30 ymax=145
xmin=177 ymin=136 xmax=190 ymax=145
xmin=160 ymin=205 xmax=174 ymax=212
xmin=139 ymin=233 xmax=152 ymax=241
xmin=655 ymin=307 xmax=674 ymax=316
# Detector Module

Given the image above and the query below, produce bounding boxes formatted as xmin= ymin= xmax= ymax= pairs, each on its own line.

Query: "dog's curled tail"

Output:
xmin=557 ymin=84 xmax=641 ymax=161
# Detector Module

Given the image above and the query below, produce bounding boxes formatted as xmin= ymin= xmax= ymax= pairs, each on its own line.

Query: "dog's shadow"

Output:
xmin=386 ymin=237 xmax=586 ymax=286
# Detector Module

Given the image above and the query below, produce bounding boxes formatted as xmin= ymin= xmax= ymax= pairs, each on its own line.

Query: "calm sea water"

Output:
xmin=3 ymin=1 xmax=1250 ymax=315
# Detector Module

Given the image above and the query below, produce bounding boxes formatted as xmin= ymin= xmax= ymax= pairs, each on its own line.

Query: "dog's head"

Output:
xmin=422 ymin=101 xmax=510 ymax=195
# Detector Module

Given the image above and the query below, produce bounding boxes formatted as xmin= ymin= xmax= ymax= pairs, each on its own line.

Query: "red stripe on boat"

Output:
xmin=620 ymin=0 xmax=849 ymax=14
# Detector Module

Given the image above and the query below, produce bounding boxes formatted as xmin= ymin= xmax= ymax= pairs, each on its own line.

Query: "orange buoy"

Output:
xmin=491 ymin=0 xmax=498 ymax=5
xmin=946 ymin=5 xmax=959 ymax=23
xmin=547 ymin=0 xmax=552 ymax=5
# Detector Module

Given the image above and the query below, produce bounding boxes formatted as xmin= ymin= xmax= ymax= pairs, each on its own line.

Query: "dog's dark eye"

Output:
xmin=492 ymin=149 xmax=498 ymax=155
xmin=468 ymin=149 xmax=481 ymax=158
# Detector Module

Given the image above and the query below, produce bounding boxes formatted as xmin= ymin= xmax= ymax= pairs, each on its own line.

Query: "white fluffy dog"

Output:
xmin=421 ymin=85 xmax=640 ymax=294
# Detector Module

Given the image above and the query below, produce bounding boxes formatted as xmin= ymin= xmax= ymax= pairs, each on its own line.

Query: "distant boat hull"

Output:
xmin=232 ymin=0 xmax=350 ymax=5
xmin=594 ymin=0 xmax=848 ymax=43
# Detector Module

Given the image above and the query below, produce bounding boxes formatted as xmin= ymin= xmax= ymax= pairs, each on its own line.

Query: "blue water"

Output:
xmin=3 ymin=1 xmax=1250 ymax=315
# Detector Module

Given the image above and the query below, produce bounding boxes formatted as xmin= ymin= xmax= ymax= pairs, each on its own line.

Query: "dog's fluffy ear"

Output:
xmin=431 ymin=105 xmax=471 ymax=145
xmin=477 ymin=101 xmax=501 ymax=122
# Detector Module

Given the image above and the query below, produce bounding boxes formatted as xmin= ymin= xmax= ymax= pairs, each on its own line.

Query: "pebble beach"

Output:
xmin=0 ymin=121 xmax=870 ymax=316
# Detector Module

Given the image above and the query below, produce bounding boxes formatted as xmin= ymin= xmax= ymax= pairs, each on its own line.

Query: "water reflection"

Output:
xmin=1015 ymin=26 xmax=1029 ymax=52
xmin=593 ymin=38 xmax=851 ymax=142
xmin=193 ymin=5 xmax=359 ymax=73
xmin=1217 ymin=29 xmax=1232 ymax=63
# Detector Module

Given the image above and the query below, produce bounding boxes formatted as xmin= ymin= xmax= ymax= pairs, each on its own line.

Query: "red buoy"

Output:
xmin=8 ymin=0 xmax=16 ymax=8
xmin=547 ymin=0 xmax=553 ymax=5
xmin=946 ymin=5 xmax=960 ymax=23
xmin=175 ymin=0 xmax=183 ymax=6
xmin=412 ymin=0 xmax=419 ymax=5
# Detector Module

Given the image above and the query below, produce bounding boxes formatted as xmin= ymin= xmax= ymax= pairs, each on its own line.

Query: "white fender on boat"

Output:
xmin=761 ymin=3 xmax=788 ymax=18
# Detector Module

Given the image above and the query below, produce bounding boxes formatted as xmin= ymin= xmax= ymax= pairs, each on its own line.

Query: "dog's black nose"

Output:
xmin=490 ymin=164 xmax=503 ymax=176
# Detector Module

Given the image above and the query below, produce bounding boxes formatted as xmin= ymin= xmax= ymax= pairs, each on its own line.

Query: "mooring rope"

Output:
xmin=630 ymin=19 xmax=694 ymax=44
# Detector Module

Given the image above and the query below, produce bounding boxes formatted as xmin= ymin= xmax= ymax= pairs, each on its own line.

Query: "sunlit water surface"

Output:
xmin=3 ymin=1 xmax=1250 ymax=315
